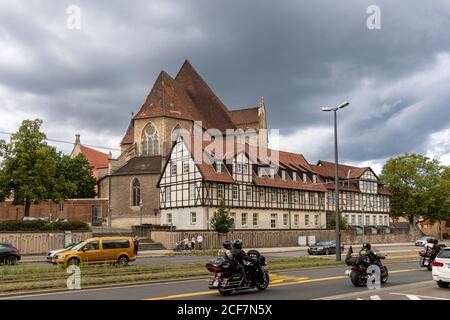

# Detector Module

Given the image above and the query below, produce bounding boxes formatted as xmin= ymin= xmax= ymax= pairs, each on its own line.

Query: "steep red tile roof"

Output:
xmin=79 ymin=145 xmax=109 ymax=169
xmin=121 ymin=120 xmax=134 ymax=145
xmin=174 ymin=60 xmax=237 ymax=131
xmin=123 ymin=60 xmax=264 ymax=144
xmin=228 ymin=107 xmax=259 ymax=130
xmin=253 ymin=173 xmax=327 ymax=192
xmin=313 ymin=161 xmax=369 ymax=179
xmin=134 ymin=70 xmax=202 ymax=122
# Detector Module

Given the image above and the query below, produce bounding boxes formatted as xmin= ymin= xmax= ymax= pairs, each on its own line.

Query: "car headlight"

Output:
xmin=56 ymin=255 xmax=65 ymax=259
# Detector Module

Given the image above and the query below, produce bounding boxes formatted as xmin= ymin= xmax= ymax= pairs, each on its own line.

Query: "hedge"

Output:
xmin=0 ymin=220 xmax=91 ymax=232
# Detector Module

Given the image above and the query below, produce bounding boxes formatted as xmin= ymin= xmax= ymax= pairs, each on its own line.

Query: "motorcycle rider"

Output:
xmin=359 ymin=242 xmax=379 ymax=264
xmin=219 ymin=240 xmax=234 ymax=261
xmin=231 ymin=239 xmax=251 ymax=285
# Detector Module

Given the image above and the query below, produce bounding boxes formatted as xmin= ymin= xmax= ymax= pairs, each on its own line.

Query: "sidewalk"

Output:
xmin=19 ymin=242 xmax=425 ymax=263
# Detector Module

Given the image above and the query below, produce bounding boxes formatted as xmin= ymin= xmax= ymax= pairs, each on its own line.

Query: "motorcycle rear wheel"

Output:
xmin=381 ymin=267 xmax=388 ymax=283
xmin=351 ymin=271 xmax=366 ymax=287
xmin=256 ymin=272 xmax=270 ymax=291
xmin=218 ymin=288 xmax=233 ymax=295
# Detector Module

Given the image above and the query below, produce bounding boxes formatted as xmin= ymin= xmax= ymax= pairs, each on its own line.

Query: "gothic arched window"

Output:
xmin=132 ymin=178 xmax=141 ymax=206
xmin=141 ymin=123 xmax=159 ymax=156
xmin=171 ymin=125 xmax=182 ymax=143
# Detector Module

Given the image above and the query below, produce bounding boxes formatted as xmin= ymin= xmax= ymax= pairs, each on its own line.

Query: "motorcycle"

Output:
xmin=419 ymin=245 xmax=446 ymax=271
xmin=345 ymin=246 xmax=389 ymax=287
xmin=206 ymin=249 xmax=269 ymax=295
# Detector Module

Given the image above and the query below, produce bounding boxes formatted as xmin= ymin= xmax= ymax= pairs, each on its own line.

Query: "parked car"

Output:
xmin=47 ymin=241 xmax=82 ymax=261
xmin=415 ymin=236 xmax=437 ymax=247
xmin=308 ymin=240 xmax=344 ymax=255
xmin=0 ymin=243 xmax=21 ymax=265
xmin=50 ymin=237 xmax=136 ymax=266
xmin=432 ymin=247 xmax=450 ymax=288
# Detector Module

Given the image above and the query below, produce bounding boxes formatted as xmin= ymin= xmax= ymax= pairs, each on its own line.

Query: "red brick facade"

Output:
xmin=0 ymin=199 xmax=108 ymax=225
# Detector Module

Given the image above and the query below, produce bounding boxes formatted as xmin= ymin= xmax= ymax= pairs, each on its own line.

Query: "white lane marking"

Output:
xmin=390 ymin=293 xmax=449 ymax=300
xmin=370 ymin=295 xmax=381 ymax=300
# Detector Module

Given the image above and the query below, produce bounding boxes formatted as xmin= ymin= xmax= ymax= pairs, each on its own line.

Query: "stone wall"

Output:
xmin=0 ymin=199 xmax=108 ymax=225
xmin=151 ymin=227 xmax=422 ymax=249
xmin=98 ymin=174 xmax=161 ymax=228
xmin=0 ymin=231 xmax=92 ymax=254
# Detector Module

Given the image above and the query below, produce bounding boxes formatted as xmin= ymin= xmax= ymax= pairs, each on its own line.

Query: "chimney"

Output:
xmin=75 ymin=134 xmax=81 ymax=145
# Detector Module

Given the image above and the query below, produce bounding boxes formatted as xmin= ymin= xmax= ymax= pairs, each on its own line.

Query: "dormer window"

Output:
xmin=302 ymin=173 xmax=307 ymax=183
xmin=281 ymin=170 xmax=286 ymax=180
xmin=312 ymin=174 xmax=317 ymax=184
xmin=258 ymin=167 xmax=263 ymax=177
xmin=243 ymin=164 xmax=249 ymax=174
xmin=292 ymin=172 xmax=297 ymax=181
xmin=236 ymin=163 xmax=242 ymax=174
xmin=214 ymin=162 xmax=222 ymax=173
xmin=270 ymin=168 xmax=275 ymax=179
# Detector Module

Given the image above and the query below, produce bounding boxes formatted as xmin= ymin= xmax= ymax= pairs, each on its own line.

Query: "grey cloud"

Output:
xmin=0 ymin=0 xmax=449 ymax=165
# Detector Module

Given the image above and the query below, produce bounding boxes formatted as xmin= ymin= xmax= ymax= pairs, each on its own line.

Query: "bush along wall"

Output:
xmin=0 ymin=220 xmax=91 ymax=232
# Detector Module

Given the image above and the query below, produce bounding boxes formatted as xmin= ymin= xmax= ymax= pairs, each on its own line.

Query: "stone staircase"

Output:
xmin=139 ymin=238 xmax=165 ymax=250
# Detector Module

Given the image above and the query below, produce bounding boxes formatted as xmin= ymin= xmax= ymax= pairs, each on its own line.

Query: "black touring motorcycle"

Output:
xmin=345 ymin=245 xmax=389 ymax=287
xmin=206 ymin=249 xmax=269 ymax=295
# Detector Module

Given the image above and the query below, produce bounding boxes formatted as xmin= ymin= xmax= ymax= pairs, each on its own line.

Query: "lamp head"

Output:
xmin=338 ymin=101 xmax=349 ymax=109
xmin=321 ymin=107 xmax=332 ymax=112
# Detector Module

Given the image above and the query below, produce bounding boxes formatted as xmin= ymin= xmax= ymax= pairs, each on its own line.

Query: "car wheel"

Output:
xmin=437 ymin=281 xmax=449 ymax=288
xmin=6 ymin=256 xmax=17 ymax=265
xmin=117 ymin=255 xmax=129 ymax=266
xmin=68 ymin=258 xmax=80 ymax=266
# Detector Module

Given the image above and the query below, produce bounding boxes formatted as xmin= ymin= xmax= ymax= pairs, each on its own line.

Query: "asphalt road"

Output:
xmin=2 ymin=261 xmax=439 ymax=300
xmin=16 ymin=244 xmax=421 ymax=267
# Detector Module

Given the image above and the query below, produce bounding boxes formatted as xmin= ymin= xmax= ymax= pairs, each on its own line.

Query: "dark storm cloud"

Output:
xmin=0 ymin=0 xmax=449 ymax=165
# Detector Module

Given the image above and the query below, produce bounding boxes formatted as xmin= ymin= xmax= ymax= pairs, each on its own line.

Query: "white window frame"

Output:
xmin=232 ymin=185 xmax=238 ymax=200
xmin=167 ymin=213 xmax=172 ymax=225
xmin=283 ymin=214 xmax=289 ymax=226
xmin=246 ymin=186 xmax=252 ymax=201
xmin=170 ymin=163 xmax=177 ymax=176
xmin=217 ymin=184 xmax=224 ymax=199
xmin=182 ymin=161 xmax=189 ymax=174
xmin=242 ymin=213 xmax=247 ymax=227
xmin=252 ymin=213 xmax=258 ymax=226
xmin=190 ymin=212 xmax=196 ymax=224
xmin=189 ymin=182 xmax=196 ymax=200
xmin=270 ymin=214 xmax=277 ymax=228
xmin=294 ymin=214 xmax=299 ymax=226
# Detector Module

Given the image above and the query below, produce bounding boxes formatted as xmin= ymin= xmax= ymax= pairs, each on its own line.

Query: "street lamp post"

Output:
xmin=139 ymin=200 xmax=143 ymax=226
xmin=322 ymin=101 xmax=349 ymax=261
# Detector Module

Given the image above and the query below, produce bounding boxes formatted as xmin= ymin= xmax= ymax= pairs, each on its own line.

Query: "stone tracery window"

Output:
xmin=132 ymin=178 xmax=141 ymax=207
xmin=141 ymin=123 xmax=159 ymax=156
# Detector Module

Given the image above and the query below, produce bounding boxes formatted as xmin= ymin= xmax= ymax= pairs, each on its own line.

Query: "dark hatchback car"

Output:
xmin=307 ymin=240 xmax=344 ymax=255
xmin=0 ymin=243 xmax=21 ymax=265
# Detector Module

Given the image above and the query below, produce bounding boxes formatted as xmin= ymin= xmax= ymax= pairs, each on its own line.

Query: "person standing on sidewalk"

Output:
xmin=197 ymin=234 xmax=204 ymax=250
xmin=133 ymin=235 xmax=140 ymax=256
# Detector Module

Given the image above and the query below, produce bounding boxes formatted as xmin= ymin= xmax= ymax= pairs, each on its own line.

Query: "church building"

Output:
xmin=98 ymin=60 xmax=268 ymax=228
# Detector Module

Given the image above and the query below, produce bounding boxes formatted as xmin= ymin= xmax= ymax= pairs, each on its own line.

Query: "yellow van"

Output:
xmin=51 ymin=237 xmax=136 ymax=266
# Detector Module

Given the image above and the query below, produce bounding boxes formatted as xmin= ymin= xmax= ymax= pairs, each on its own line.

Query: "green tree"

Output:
xmin=427 ymin=166 xmax=450 ymax=239
xmin=57 ymin=153 xmax=97 ymax=199
xmin=380 ymin=153 xmax=444 ymax=225
xmin=0 ymin=119 xmax=60 ymax=216
xmin=329 ymin=214 xmax=348 ymax=230
xmin=210 ymin=199 xmax=234 ymax=234
xmin=0 ymin=119 xmax=97 ymax=217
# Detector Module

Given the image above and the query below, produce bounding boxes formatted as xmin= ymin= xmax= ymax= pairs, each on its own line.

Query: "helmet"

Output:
xmin=222 ymin=240 xmax=232 ymax=250
xmin=362 ymin=243 xmax=371 ymax=251
xmin=427 ymin=238 xmax=434 ymax=244
xmin=434 ymin=239 xmax=438 ymax=245
xmin=233 ymin=239 xmax=243 ymax=249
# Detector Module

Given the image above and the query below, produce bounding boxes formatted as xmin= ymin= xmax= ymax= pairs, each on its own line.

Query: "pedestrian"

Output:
xmin=197 ymin=234 xmax=203 ymax=250
xmin=183 ymin=237 xmax=189 ymax=250
xmin=133 ymin=235 xmax=140 ymax=256
xmin=191 ymin=236 xmax=196 ymax=250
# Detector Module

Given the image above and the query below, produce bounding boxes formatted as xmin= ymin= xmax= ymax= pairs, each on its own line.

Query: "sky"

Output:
xmin=0 ymin=0 xmax=449 ymax=173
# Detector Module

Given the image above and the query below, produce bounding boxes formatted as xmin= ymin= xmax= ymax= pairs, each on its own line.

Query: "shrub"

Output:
xmin=0 ymin=220 xmax=91 ymax=232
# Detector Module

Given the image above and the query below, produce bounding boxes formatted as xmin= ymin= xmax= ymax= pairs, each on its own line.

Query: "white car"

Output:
xmin=415 ymin=236 xmax=436 ymax=246
xmin=46 ymin=242 xmax=81 ymax=261
xmin=432 ymin=247 xmax=450 ymax=288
